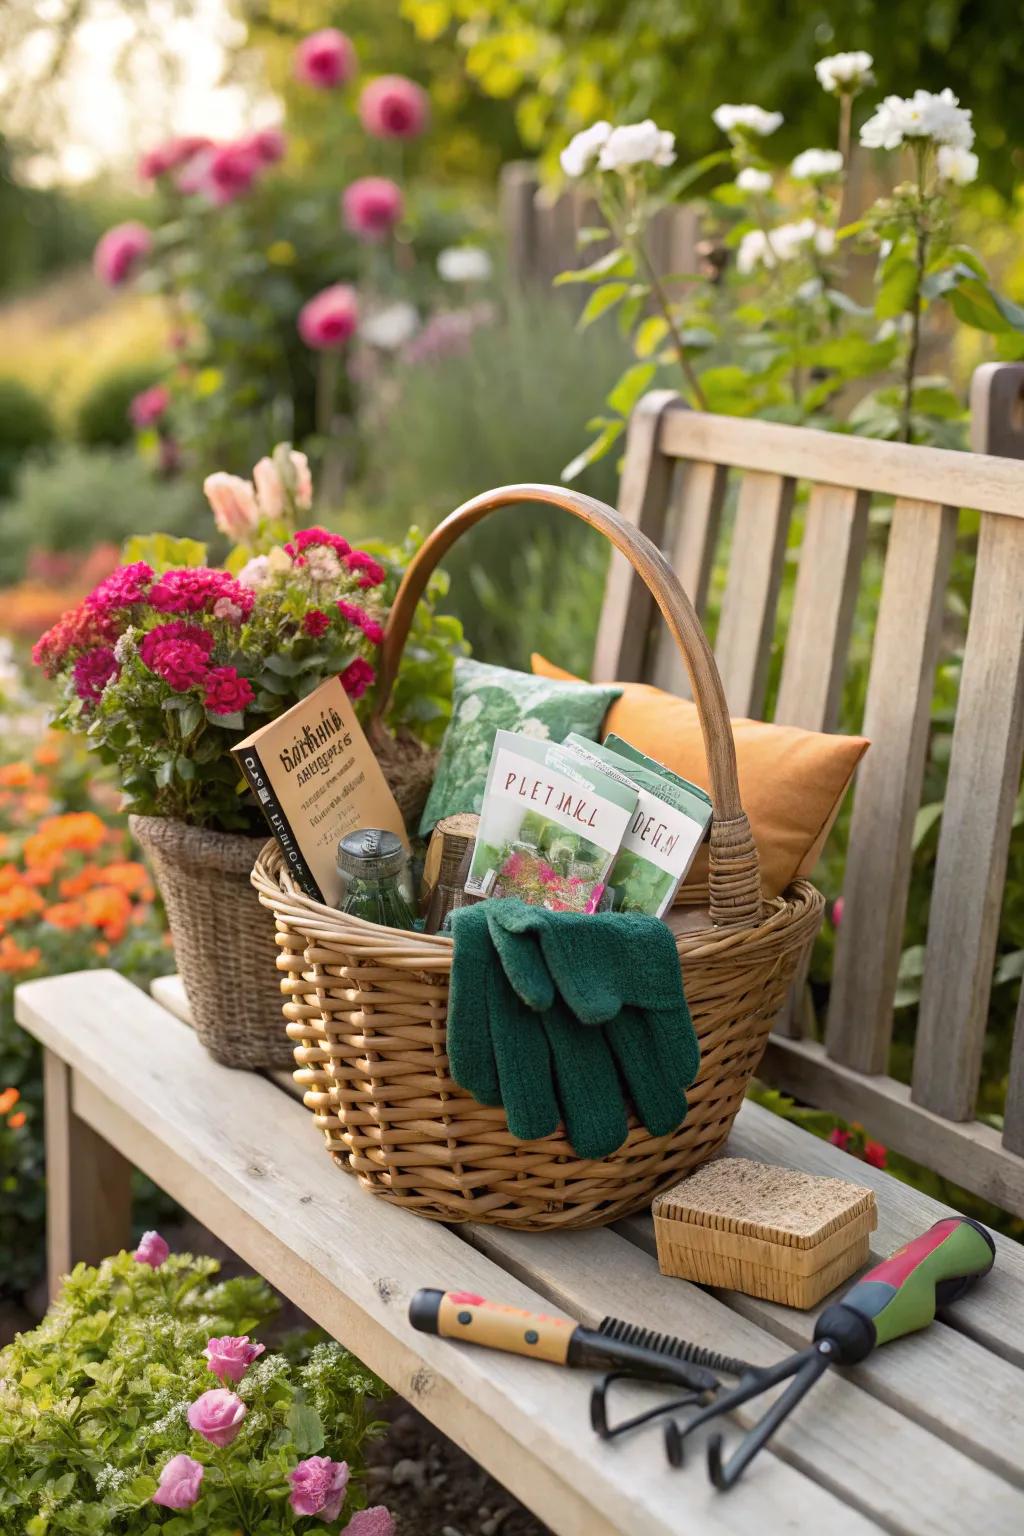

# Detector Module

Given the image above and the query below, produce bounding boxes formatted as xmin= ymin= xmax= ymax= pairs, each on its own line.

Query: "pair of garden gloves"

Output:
xmin=446 ymin=898 xmax=700 ymax=1159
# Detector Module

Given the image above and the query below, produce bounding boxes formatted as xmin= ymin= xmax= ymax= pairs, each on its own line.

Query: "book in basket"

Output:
xmin=233 ymin=674 xmax=406 ymax=906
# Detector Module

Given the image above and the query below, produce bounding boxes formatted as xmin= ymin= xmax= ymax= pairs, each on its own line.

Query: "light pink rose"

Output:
xmin=359 ymin=75 xmax=429 ymax=139
xmin=187 ymin=1387 xmax=246 ymax=1448
xmin=152 ymin=1453 xmax=204 ymax=1510
xmin=294 ymin=28 xmax=357 ymax=90
xmin=134 ymin=1230 xmax=169 ymax=1268
xmin=93 ymin=222 xmax=152 ymax=286
xmin=197 ymin=140 xmax=263 ymax=205
xmin=291 ymin=450 xmax=313 ymax=509
xmin=341 ymin=1508 xmax=395 ymax=1536
xmin=252 ymin=456 xmax=285 ymax=518
xmin=289 ymin=1456 xmax=350 ymax=1522
xmin=204 ymin=1334 xmax=266 ymax=1384
xmin=298 ymin=285 xmax=358 ymax=350
xmin=203 ymin=472 xmax=259 ymax=540
xmin=341 ymin=177 xmax=404 ymax=242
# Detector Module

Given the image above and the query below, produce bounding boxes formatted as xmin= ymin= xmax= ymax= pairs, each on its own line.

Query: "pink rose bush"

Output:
xmin=205 ymin=1333 xmax=266 ymax=1383
xmin=359 ymin=75 xmax=429 ymax=139
xmin=188 ymin=1386 xmax=248 ymax=1447
xmin=342 ymin=177 xmax=404 ymax=241
xmin=299 ymin=284 xmax=359 ymax=350
xmin=152 ymin=1453 xmax=205 ymax=1509
xmin=93 ymin=222 xmax=152 ymax=286
xmin=295 ymin=28 xmax=357 ymax=90
xmin=290 ymin=1455 xmax=350 ymax=1521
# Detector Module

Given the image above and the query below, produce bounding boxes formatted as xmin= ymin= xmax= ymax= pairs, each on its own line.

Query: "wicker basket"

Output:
xmin=252 ymin=483 xmax=825 ymax=1229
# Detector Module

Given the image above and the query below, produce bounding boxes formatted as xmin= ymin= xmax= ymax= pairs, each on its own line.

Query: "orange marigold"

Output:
xmin=0 ymin=763 xmax=34 ymax=790
xmin=0 ymin=938 xmax=40 ymax=973
xmin=42 ymin=900 xmax=86 ymax=931
xmin=81 ymin=884 xmax=133 ymax=941
xmin=33 ymin=740 xmax=62 ymax=767
xmin=0 ymin=864 xmax=23 ymax=894
xmin=7 ymin=1111 xmax=26 ymax=1130
xmin=0 ymin=885 xmax=46 ymax=926
xmin=59 ymin=860 xmax=153 ymax=901
xmin=24 ymin=812 xmax=107 ymax=866
xmin=0 ymin=1087 xmax=19 ymax=1114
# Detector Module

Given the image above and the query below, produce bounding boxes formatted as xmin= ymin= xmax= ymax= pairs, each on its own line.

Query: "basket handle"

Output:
xmin=374 ymin=483 xmax=762 ymax=926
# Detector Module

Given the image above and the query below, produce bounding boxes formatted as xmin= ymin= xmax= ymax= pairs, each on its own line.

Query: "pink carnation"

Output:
xmin=73 ymin=647 xmax=118 ymax=703
xmin=359 ymin=74 xmax=429 ymax=140
xmin=341 ymin=1509 xmax=395 ymax=1536
xmin=294 ymin=28 xmax=357 ymax=90
xmin=203 ymin=666 xmax=255 ymax=716
xmin=152 ymin=1453 xmax=204 ymax=1510
xmin=146 ymin=639 xmax=211 ymax=692
xmin=244 ymin=126 xmax=287 ymax=165
xmin=195 ymin=140 xmax=263 ymax=205
xmin=289 ymin=1455 xmax=350 ymax=1522
xmin=129 ymin=385 xmax=170 ymax=428
xmin=93 ymin=222 xmax=152 ymax=286
xmin=139 ymin=622 xmax=214 ymax=667
xmin=342 ymin=177 xmax=403 ymax=241
xmin=134 ymin=1230 xmax=170 ymax=1268
xmin=204 ymin=1334 xmax=266 ymax=1384
xmin=298 ymin=285 xmax=359 ymax=350
xmin=304 ymin=609 xmax=330 ymax=637
xmin=33 ymin=601 xmax=119 ymax=677
xmin=340 ymin=657 xmax=375 ymax=700
xmin=336 ymin=599 xmax=384 ymax=644
xmin=139 ymin=136 xmax=211 ymax=181
xmin=87 ymin=561 xmax=154 ymax=614
xmin=187 ymin=1387 xmax=246 ymax=1448
xmin=286 ymin=526 xmax=352 ymax=558
xmin=148 ymin=568 xmax=255 ymax=617
xmin=345 ymin=550 xmax=386 ymax=589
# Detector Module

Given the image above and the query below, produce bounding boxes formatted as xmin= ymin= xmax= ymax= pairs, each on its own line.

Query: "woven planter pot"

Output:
xmin=131 ymin=814 xmax=293 ymax=1071
xmin=251 ymin=483 xmax=826 ymax=1230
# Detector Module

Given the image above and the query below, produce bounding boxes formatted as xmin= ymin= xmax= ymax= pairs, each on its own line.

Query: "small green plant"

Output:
xmin=0 ymin=1241 xmax=391 ymax=1533
xmin=0 ymin=377 xmax=55 ymax=497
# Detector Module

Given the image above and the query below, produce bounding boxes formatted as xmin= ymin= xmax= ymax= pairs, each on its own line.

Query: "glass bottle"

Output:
xmin=336 ymin=829 xmax=416 ymax=930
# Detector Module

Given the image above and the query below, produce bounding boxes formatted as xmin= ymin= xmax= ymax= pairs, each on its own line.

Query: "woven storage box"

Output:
xmin=652 ymin=1158 xmax=877 ymax=1307
xmin=252 ymin=483 xmax=825 ymax=1231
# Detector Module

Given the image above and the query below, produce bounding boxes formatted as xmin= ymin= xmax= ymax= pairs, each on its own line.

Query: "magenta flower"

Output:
xmin=130 ymin=385 xmax=171 ymax=429
xmin=337 ymin=600 xmax=383 ymax=645
xmin=148 ymin=567 xmax=255 ymax=617
xmin=340 ymin=657 xmax=375 ymax=700
xmin=294 ymin=28 xmax=357 ymax=90
xmin=204 ymin=1334 xmax=266 ymax=1384
xmin=345 ymin=550 xmax=386 ymax=589
xmin=341 ymin=177 xmax=404 ymax=242
xmin=286 ymin=527 xmax=351 ymax=558
xmin=187 ymin=1387 xmax=246 ymax=1448
xmin=298 ymin=285 xmax=359 ymax=350
xmin=87 ymin=560 xmax=154 ymax=614
xmin=359 ymin=75 xmax=429 ymax=139
xmin=289 ymin=1456 xmax=350 ymax=1522
xmin=198 ymin=140 xmax=263 ymax=205
xmin=341 ymin=1509 xmax=395 ymax=1536
xmin=204 ymin=666 xmax=255 ymax=716
xmin=142 ymin=636 xmax=211 ymax=692
xmin=245 ymin=126 xmax=287 ymax=165
xmin=72 ymin=647 xmax=119 ymax=704
xmin=152 ymin=1453 xmax=205 ymax=1510
xmin=304 ymin=609 xmax=330 ymax=637
xmin=134 ymin=1230 xmax=170 ymax=1268
xmin=830 ymin=895 xmax=844 ymax=928
xmin=828 ymin=1127 xmax=851 ymax=1151
xmin=93 ymin=222 xmax=152 ymax=287
xmin=138 ymin=136 xmax=211 ymax=181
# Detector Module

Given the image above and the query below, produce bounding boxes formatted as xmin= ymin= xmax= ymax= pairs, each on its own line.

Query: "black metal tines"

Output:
xmin=596 ymin=1317 xmax=752 ymax=1379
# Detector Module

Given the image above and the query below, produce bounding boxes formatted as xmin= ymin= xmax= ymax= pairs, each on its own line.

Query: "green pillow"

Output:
xmin=420 ymin=658 xmax=622 ymax=836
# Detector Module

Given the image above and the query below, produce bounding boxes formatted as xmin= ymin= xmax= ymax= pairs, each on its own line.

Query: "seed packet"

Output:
xmin=562 ymin=733 xmax=713 ymax=916
xmin=465 ymin=728 xmax=638 ymax=912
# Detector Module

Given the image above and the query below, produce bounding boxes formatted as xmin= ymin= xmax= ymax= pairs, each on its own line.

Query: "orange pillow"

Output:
xmin=531 ymin=655 xmax=868 ymax=899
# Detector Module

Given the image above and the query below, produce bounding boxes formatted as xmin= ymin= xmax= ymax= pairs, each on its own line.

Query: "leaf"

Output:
xmin=577 ymin=282 xmax=629 ymax=330
xmin=561 ymin=420 xmax=625 ymax=482
xmin=634 ymin=316 xmax=669 ymax=359
xmin=912 ymin=801 xmax=943 ymax=850
xmin=553 ymin=246 xmax=631 ymax=285
xmin=659 ymin=149 xmax=732 ymax=200
xmin=875 ymin=258 xmax=919 ymax=320
xmin=995 ymin=949 xmax=1024 ymax=985
xmin=179 ymin=700 xmax=205 ymax=735
xmin=287 ymin=1401 xmax=325 ymax=1455
xmin=576 ymin=225 xmax=610 ymax=247
xmin=205 ymin=709 xmax=245 ymax=730
xmin=948 ymin=278 xmax=1010 ymax=333
xmin=263 ymin=653 xmax=304 ymax=678
xmin=122 ymin=533 xmax=208 ymax=572
xmin=606 ymin=362 xmax=656 ymax=417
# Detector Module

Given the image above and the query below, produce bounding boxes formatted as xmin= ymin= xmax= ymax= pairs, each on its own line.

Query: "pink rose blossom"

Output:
xmin=138 ymin=136 xmax=211 ymax=181
xmin=340 ymin=657 xmax=375 ymax=700
xmin=87 ymin=560 xmax=154 ymax=614
xmin=204 ymin=1334 xmax=266 ymax=1384
xmin=73 ymin=647 xmax=118 ymax=703
xmin=304 ymin=609 xmax=330 ymax=637
xmin=345 ymin=550 xmax=386 ymax=589
xmin=341 ymin=1508 xmax=395 ymax=1536
xmin=149 ymin=568 xmax=255 ymax=617
xmin=187 ymin=1387 xmax=246 ymax=1448
xmin=203 ymin=471 xmax=260 ymax=541
xmin=198 ymin=140 xmax=263 ymax=205
xmin=152 ymin=1453 xmax=205 ymax=1510
xmin=298 ymin=285 xmax=358 ymax=350
xmin=831 ymin=895 xmax=844 ymax=928
xmin=93 ymin=222 xmax=152 ymax=286
xmin=341 ymin=177 xmax=403 ymax=241
xmin=294 ymin=28 xmax=357 ymax=90
xmin=359 ymin=74 xmax=429 ymax=139
xmin=244 ymin=126 xmax=287 ymax=165
xmin=288 ymin=1455 xmax=350 ymax=1522
xmin=134 ymin=1230 xmax=170 ymax=1268
xmin=130 ymin=384 xmax=171 ymax=428
xmin=203 ymin=666 xmax=255 ymax=716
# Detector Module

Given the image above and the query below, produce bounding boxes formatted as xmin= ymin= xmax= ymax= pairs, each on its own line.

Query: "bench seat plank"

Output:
xmin=15 ymin=970 xmax=879 ymax=1536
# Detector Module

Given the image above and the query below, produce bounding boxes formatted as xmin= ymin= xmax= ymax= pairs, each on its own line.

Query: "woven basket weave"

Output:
xmin=252 ymin=483 xmax=825 ymax=1229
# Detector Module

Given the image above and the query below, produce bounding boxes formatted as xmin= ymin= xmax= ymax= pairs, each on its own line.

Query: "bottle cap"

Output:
xmin=337 ymin=828 xmax=405 ymax=880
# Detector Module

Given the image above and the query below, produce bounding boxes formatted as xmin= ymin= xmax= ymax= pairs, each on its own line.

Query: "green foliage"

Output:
xmin=0 ymin=448 xmax=207 ymax=586
xmin=0 ymin=376 xmax=55 ymax=497
xmin=0 ymin=139 xmax=101 ymax=296
xmin=0 ymin=1248 xmax=386 ymax=1533
xmin=76 ymin=365 xmax=164 ymax=448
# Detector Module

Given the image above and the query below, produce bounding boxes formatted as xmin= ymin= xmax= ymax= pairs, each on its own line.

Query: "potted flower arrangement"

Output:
xmin=33 ymin=447 xmax=460 ymax=1069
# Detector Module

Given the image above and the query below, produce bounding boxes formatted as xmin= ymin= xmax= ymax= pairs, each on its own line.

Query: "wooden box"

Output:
xmin=652 ymin=1157 xmax=878 ymax=1309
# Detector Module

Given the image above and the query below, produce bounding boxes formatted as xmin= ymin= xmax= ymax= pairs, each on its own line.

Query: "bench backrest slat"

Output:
xmin=650 ymin=459 xmax=728 ymax=696
xmin=713 ymin=470 xmax=796 ymax=717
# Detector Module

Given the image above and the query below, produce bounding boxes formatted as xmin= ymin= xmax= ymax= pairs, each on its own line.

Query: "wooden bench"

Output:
xmin=15 ymin=969 xmax=1024 ymax=1535
xmin=594 ymin=361 xmax=1024 ymax=1215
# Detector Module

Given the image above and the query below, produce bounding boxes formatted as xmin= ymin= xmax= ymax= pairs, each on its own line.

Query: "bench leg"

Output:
xmin=44 ymin=1049 xmax=134 ymax=1299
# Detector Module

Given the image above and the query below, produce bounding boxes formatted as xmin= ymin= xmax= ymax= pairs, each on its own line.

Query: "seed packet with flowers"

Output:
xmin=32 ymin=444 xmax=461 ymax=833
xmin=465 ymin=729 xmax=637 ymax=912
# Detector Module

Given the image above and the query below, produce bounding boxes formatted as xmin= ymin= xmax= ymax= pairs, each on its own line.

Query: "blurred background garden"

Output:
xmin=2 ymin=0 xmax=1024 ymax=1324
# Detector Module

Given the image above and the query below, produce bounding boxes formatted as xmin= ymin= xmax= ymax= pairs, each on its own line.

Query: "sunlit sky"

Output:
xmin=9 ymin=0 xmax=277 ymax=185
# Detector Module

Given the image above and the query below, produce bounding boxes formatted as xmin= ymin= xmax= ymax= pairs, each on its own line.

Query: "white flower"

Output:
xmin=598 ymin=120 xmax=676 ymax=171
xmin=306 ymin=545 xmax=342 ymax=582
xmin=790 ymin=148 xmax=844 ymax=180
xmin=560 ymin=120 xmax=612 ymax=177
xmin=212 ymin=597 xmax=243 ymax=624
xmin=713 ymin=103 xmax=783 ymax=138
xmin=438 ymin=245 xmax=493 ymax=283
xmin=860 ymin=88 xmax=974 ymax=151
xmin=113 ymin=628 xmax=138 ymax=664
xmin=237 ymin=555 xmax=271 ymax=589
xmin=519 ymin=717 xmax=550 ymax=740
xmin=815 ymin=51 xmax=874 ymax=94
xmin=736 ymin=229 xmax=770 ymax=275
xmin=736 ymin=167 xmax=772 ymax=194
xmin=736 ymin=219 xmax=835 ymax=274
xmin=360 ymin=301 xmax=419 ymax=351
xmin=937 ymin=144 xmax=979 ymax=185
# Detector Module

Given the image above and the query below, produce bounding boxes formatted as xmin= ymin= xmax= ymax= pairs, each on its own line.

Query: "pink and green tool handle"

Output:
xmin=813 ymin=1216 xmax=995 ymax=1363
